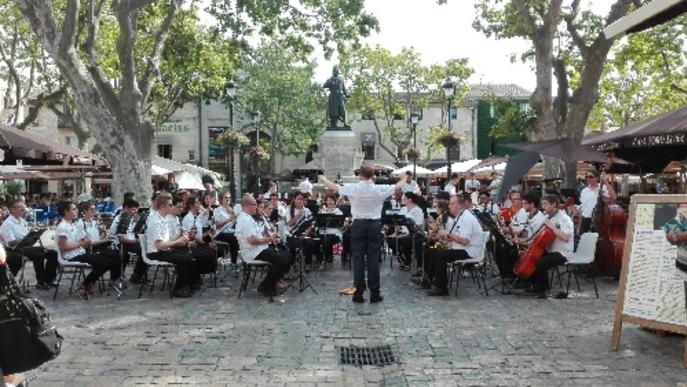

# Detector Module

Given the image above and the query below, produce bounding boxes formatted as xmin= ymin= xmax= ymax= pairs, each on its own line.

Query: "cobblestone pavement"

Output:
xmin=15 ymin=242 xmax=687 ymax=386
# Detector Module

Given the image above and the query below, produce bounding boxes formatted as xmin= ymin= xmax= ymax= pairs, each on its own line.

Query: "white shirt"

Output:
xmin=475 ymin=202 xmax=499 ymax=217
xmin=446 ymin=209 xmax=483 ymax=258
xmin=145 ymin=211 xmax=170 ymax=254
xmin=233 ymin=203 xmax=243 ymax=216
xmin=444 ymin=182 xmax=457 ymax=195
xmin=109 ymin=212 xmax=137 ymax=248
xmin=55 ymin=220 xmax=85 ymax=260
xmin=464 ymin=178 xmax=480 ymax=191
xmin=235 ymin=212 xmax=267 ymax=262
xmin=488 ymin=177 xmax=502 ymax=197
xmin=181 ymin=211 xmax=199 ymax=232
xmin=285 ymin=206 xmax=312 ymax=224
xmin=214 ymin=205 xmax=236 ymax=233
xmin=401 ymin=180 xmax=420 ymax=194
xmin=578 ymin=185 xmax=609 ymax=218
xmin=166 ymin=214 xmax=181 ymax=239
xmin=546 ymin=210 xmax=575 ymax=259
xmin=298 ymin=179 xmax=313 ymax=194
xmin=510 ymin=208 xmax=529 ymax=234
xmin=338 ymin=180 xmax=395 ymax=220
xmin=400 ymin=206 xmax=425 ymax=235
xmin=321 ymin=207 xmax=344 ymax=238
xmin=0 ymin=215 xmax=28 ymax=247
xmin=76 ymin=218 xmax=101 ymax=243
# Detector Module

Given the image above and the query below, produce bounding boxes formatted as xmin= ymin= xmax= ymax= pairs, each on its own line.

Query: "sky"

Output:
xmin=313 ymin=0 xmax=621 ymax=92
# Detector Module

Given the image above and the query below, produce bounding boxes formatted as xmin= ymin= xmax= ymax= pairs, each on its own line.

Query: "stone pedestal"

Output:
xmin=316 ymin=129 xmax=362 ymax=180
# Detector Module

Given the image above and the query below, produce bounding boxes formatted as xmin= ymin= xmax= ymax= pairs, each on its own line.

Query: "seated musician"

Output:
xmin=425 ymin=194 xmax=483 ymax=296
xmin=321 ymin=194 xmax=343 ymax=264
xmin=110 ymin=198 xmax=146 ymax=283
xmin=285 ymin=192 xmax=316 ymax=266
xmin=180 ymin=196 xmax=218 ymax=279
xmin=145 ymin=194 xmax=200 ymax=298
xmin=214 ymin=192 xmax=240 ymax=266
xmin=235 ymin=194 xmax=290 ymax=297
xmin=55 ymin=200 xmax=120 ymax=299
xmin=76 ymin=200 xmax=121 ymax=264
xmin=475 ymin=191 xmax=499 ymax=217
xmin=511 ymin=193 xmax=544 ymax=242
xmin=399 ymin=192 xmax=425 ymax=271
xmin=0 ymin=199 xmax=58 ymax=289
xmin=530 ymin=195 xmax=574 ymax=298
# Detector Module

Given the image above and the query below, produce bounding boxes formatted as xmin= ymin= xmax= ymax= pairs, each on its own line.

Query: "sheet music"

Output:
xmin=623 ymin=203 xmax=687 ymax=326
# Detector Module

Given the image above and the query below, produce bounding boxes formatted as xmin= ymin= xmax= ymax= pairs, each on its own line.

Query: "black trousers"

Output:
xmin=5 ymin=251 xmax=22 ymax=276
xmin=533 ymin=252 xmax=567 ymax=292
xmin=494 ymin=239 xmax=519 ymax=278
xmin=400 ymin=234 xmax=424 ymax=267
xmin=148 ymin=250 xmax=199 ymax=290
xmin=121 ymin=242 xmax=147 ymax=279
xmin=188 ymin=244 xmax=217 ymax=275
xmin=350 ymin=220 xmax=382 ymax=294
xmin=70 ymin=252 xmax=120 ymax=286
xmin=322 ymin=234 xmax=341 ymax=262
xmin=215 ymin=232 xmax=239 ymax=264
xmin=254 ymin=247 xmax=290 ymax=290
xmin=342 ymin=231 xmax=351 ymax=261
xmin=301 ymin=237 xmax=322 ymax=265
xmin=430 ymin=249 xmax=471 ymax=290
xmin=21 ymin=247 xmax=58 ymax=285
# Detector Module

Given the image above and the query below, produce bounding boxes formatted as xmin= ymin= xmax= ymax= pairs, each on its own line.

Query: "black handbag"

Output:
xmin=0 ymin=264 xmax=63 ymax=375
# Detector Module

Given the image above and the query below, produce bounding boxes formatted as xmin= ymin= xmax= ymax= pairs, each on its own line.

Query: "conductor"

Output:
xmin=320 ymin=165 xmax=404 ymax=303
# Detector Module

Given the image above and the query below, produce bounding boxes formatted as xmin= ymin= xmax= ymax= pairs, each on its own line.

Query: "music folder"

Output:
xmin=11 ymin=229 xmax=46 ymax=251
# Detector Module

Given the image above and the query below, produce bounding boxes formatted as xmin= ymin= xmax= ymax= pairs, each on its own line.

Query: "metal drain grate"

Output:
xmin=337 ymin=345 xmax=397 ymax=367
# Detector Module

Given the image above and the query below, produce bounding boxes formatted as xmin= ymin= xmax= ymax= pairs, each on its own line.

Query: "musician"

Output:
xmin=110 ymin=198 xmax=145 ymax=284
xmin=577 ymin=168 xmax=616 ymax=235
xmin=512 ymin=193 xmax=544 ymax=241
xmin=145 ymin=194 xmax=200 ymax=298
xmin=321 ymin=194 xmax=343 ymax=264
xmin=235 ymin=194 xmax=290 ymax=297
xmin=320 ymin=165 xmax=405 ymax=303
xmin=285 ymin=192 xmax=312 ymax=231
xmin=487 ymin=172 xmax=502 ymax=200
xmin=426 ymin=194 xmax=483 ymax=296
xmin=464 ymin=172 xmax=480 ymax=192
xmin=181 ymin=196 xmax=218 ymax=278
xmin=214 ymin=192 xmax=240 ymax=266
xmin=76 ymin=201 xmax=121 ymax=266
xmin=0 ymin=199 xmax=58 ymax=289
xmin=475 ymin=191 xmax=499 ymax=217
xmin=267 ymin=193 xmax=286 ymax=223
xmin=382 ymin=188 xmax=403 ymax=214
xmin=530 ymin=195 xmax=575 ymax=298
xmin=55 ymin=200 xmax=120 ymax=299
xmin=444 ymin=173 xmax=459 ymax=195
xmin=399 ymin=192 xmax=425 ymax=271
xmin=287 ymin=193 xmax=320 ymax=268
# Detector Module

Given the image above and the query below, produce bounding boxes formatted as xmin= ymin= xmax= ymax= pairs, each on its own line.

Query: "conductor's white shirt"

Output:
xmin=338 ymin=180 xmax=395 ymax=220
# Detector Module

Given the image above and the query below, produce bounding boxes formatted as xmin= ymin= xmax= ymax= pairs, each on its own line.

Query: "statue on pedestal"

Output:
xmin=323 ymin=65 xmax=349 ymax=129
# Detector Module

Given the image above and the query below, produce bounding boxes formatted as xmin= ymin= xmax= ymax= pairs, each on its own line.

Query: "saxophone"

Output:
xmin=495 ymin=210 xmax=517 ymax=246
xmin=426 ymin=213 xmax=450 ymax=250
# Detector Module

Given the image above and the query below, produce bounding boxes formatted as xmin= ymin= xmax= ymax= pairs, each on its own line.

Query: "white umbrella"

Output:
xmin=472 ymin=162 xmax=507 ymax=174
xmin=151 ymin=165 xmax=171 ymax=176
xmin=175 ymin=171 xmax=205 ymax=190
xmin=390 ymin=165 xmax=435 ymax=178
xmin=432 ymin=159 xmax=482 ymax=176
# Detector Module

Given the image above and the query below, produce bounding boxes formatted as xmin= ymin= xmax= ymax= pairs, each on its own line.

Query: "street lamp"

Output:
xmin=225 ymin=79 xmax=237 ymax=197
xmin=410 ymin=111 xmax=420 ymax=180
xmin=253 ymin=111 xmax=262 ymax=189
xmin=443 ymin=78 xmax=455 ymax=180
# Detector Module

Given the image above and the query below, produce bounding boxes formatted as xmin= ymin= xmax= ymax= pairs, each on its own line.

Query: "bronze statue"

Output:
xmin=323 ymin=65 xmax=348 ymax=128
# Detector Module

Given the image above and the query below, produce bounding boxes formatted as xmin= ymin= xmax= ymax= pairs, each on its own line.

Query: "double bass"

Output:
xmin=513 ymin=214 xmax=556 ymax=279
xmin=593 ymin=163 xmax=626 ymax=278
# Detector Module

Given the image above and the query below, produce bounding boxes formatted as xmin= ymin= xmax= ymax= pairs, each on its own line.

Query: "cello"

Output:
xmin=593 ymin=162 xmax=626 ymax=278
xmin=513 ymin=214 xmax=556 ymax=279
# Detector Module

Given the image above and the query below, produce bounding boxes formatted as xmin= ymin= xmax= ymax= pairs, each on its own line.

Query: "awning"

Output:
xmin=604 ymin=0 xmax=687 ymax=39
xmin=431 ymin=159 xmax=482 ymax=176
xmin=390 ymin=165 xmax=435 ymax=178
xmin=0 ymin=124 xmax=103 ymax=164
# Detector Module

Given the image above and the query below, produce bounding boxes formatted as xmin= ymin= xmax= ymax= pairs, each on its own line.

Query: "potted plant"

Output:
xmin=248 ymin=145 xmax=270 ymax=160
xmin=435 ymin=129 xmax=463 ymax=148
xmin=217 ymin=130 xmax=249 ymax=149
xmin=402 ymin=146 xmax=422 ymax=160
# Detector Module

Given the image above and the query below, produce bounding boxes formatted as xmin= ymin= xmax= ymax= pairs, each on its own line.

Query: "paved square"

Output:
xmin=19 ymin=252 xmax=687 ymax=386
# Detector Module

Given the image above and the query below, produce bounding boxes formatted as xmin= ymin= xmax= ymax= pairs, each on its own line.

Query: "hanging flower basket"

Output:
xmin=248 ymin=145 xmax=270 ymax=160
xmin=436 ymin=130 xmax=462 ymax=148
xmin=217 ymin=130 xmax=249 ymax=149
xmin=402 ymin=147 xmax=422 ymax=160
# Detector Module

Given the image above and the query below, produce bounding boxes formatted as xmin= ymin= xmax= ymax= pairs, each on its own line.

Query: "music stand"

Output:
xmin=12 ymin=229 xmax=46 ymax=290
xmin=315 ymin=214 xmax=344 ymax=270
xmin=292 ymin=234 xmax=318 ymax=294
xmin=381 ymin=214 xmax=407 ymax=269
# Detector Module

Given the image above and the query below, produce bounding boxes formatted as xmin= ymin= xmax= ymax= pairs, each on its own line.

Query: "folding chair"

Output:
xmin=53 ymin=248 xmax=91 ymax=301
xmin=563 ymin=232 xmax=599 ymax=298
xmin=237 ymin=255 xmax=270 ymax=299
xmin=137 ymin=234 xmax=177 ymax=298
xmin=448 ymin=231 xmax=490 ymax=296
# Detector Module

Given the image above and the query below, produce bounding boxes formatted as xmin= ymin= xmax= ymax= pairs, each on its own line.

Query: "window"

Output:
xmin=362 ymin=144 xmax=375 ymax=160
xmin=519 ymin=102 xmax=529 ymax=112
xmin=157 ymin=144 xmax=172 ymax=159
xmin=65 ymin=136 xmax=71 ymax=146
xmin=450 ymin=107 xmax=458 ymax=120
xmin=410 ymin=108 xmax=423 ymax=120
xmin=188 ymin=150 xmax=195 ymax=162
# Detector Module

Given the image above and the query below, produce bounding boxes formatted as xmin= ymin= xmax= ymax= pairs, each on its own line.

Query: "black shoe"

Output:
xmin=370 ymin=293 xmax=383 ymax=303
xmin=172 ymin=287 xmax=193 ymax=298
xmin=352 ymin=293 xmax=365 ymax=303
xmin=419 ymin=280 xmax=432 ymax=289
xmin=259 ymin=288 xmax=277 ymax=297
xmin=536 ymin=292 xmax=548 ymax=299
xmin=427 ymin=288 xmax=449 ymax=296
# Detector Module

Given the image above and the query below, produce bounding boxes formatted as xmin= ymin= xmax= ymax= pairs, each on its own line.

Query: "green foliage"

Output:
xmin=0 ymin=181 xmax=24 ymax=196
xmin=238 ymin=41 xmax=326 ymax=156
xmin=488 ymin=98 xmax=531 ymax=141
xmin=207 ymin=0 xmax=379 ymax=59
xmin=340 ymin=45 xmax=472 ymax=161
xmin=216 ymin=129 xmax=249 ymax=150
xmin=588 ymin=17 xmax=687 ymax=130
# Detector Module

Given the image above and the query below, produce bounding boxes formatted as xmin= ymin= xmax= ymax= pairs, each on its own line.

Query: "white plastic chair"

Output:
xmin=564 ymin=232 xmax=599 ymax=298
xmin=137 ymin=234 xmax=177 ymax=298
